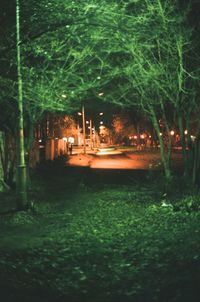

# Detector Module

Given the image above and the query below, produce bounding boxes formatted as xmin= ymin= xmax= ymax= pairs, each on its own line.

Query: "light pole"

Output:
xmin=81 ymin=105 xmax=86 ymax=154
xmin=93 ymin=126 xmax=96 ymax=148
xmin=16 ymin=0 xmax=28 ymax=209
xmin=89 ymin=118 xmax=93 ymax=150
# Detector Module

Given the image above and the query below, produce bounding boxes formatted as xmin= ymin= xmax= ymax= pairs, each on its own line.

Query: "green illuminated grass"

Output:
xmin=0 ymin=170 xmax=200 ymax=302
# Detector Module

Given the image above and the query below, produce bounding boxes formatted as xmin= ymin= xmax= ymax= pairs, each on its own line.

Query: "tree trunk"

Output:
xmin=177 ymin=113 xmax=189 ymax=177
xmin=25 ymin=121 xmax=35 ymax=187
xmin=192 ymin=138 xmax=200 ymax=185
xmin=192 ymin=121 xmax=200 ymax=185
xmin=150 ymin=107 xmax=172 ymax=181
xmin=0 ymin=132 xmax=16 ymax=188
xmin=0 ymin=132 xmax=10 ymax=192
xmin=160 ymin=102 xmax=173 ymax=163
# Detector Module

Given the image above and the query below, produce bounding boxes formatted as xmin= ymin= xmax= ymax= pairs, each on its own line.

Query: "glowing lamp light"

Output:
xmin=184 ymin=130 xmax=188 ymax=135
xmin=68 ymin=137 xmax=74 ymax=144
xmin=78 ymin=112 xmax=82 ymax=116
xmin=140 ymin=134 xmax=145 ymax=139
xmin=100 ymin=121 xmax=103 ymax=124
xmin=99 ymin=112 xmax=104 ymax=116
xmin=98 ymin=92 xmax=104 ymax=96
xmin=170 ymin=130 xmax=175 ymax=136
xmin=86 ymin=120 xmax=89 ymax=124
xmin=63 ymin=137 xmax=67 ymax=142
xmin=134 ymin=135 xmax=137 ymax=139
xmin=160 ymin=133 xmax=163 ymax=136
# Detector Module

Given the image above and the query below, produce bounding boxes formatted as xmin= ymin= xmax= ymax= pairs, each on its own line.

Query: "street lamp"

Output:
xmin=81 ymin=105 xmax=86 ymax=154
xmin=77 ymin=106 xmax=86 ymax=154
xmin=89 ymin=118 xmax=93 ymax=150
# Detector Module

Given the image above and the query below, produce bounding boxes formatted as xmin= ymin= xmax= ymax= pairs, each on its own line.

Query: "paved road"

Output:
xmin=67 ymin=149 xmax=183 ymax=170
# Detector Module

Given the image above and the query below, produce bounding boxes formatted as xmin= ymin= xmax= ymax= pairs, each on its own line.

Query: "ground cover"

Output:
xmin=0 ymin=168 xmax=200 ymax=302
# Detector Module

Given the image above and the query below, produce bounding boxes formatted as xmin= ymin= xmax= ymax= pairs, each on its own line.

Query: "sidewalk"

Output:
xmin=72 ymin=147 xmax=98 ymax=155
xmin=66 ymin=153 xmax=93 ymax=167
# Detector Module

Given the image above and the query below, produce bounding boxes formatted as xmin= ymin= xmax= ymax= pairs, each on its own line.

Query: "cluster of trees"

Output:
xmin=0 ymin=0 xmax=200 ymax=208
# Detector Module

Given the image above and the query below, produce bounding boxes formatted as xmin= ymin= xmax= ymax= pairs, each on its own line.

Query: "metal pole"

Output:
xmin=93 ymin=126 xmax=96 ymax=148
xmin=16 ymin=0 xmax=28 ymax=209
xmin=90 ymin=118 xmax=93 ymax=150
xmin=77 ymin=124 xmax=80 ymax=146
xmin=82 ymin=105 xmax=86 ymax=154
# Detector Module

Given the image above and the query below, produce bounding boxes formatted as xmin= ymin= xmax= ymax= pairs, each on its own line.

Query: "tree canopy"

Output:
xmin=0 ymin=0 xmax=200 ymax=182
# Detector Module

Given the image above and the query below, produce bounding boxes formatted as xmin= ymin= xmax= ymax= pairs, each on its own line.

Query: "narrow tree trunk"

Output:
xmin=150 ymin=107 xmax=172 ymax=181
xmin=16 ymin=0 xmax=28 ymax=209
xmin=192 ymin=120 xmax=200 ymax=185
xmin=0 ymin=132 xmax=10 ymax=192
xmin=185 ymin=110 xmax=195 ymax=176
xmin=192 ymin=138 xmax=200 ymax=185
xmin=160 ymin=102 xmax=172 ymax=163
xmin=25 ymin=121 xmax=35 ymax=187
xmin=178 ymin=113 xmax=188 ymax=177
xmin=0 ymin=132 xmax=16 ymax=188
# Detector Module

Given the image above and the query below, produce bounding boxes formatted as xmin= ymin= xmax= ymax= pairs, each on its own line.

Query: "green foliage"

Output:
xmin=173 ymin=195 xmax=200 ymax=213
xmin=0 ymin=173 xmax=200 ymax=301
xmin=3 ymin=211 xmax=36 ymax=225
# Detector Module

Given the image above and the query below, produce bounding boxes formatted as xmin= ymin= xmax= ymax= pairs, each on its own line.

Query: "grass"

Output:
xmin=0 ymin=166 xmax=200 ymax=302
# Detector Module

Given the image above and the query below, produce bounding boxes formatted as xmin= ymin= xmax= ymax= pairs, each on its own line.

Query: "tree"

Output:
xmin=112 ymin=113 xmax=136 ymax=145
xmin=92 ymin=0 xmax=200 ymax=181
xmin=1 ymin=0 xmax=200 ymax=189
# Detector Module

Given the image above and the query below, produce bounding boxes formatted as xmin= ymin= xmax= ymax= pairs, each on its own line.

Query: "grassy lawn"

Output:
xmin=0 ymin=167 xmax=200 ymax=302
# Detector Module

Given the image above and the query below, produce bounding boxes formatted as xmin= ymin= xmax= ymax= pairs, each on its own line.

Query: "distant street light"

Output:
xmin=77 ymin=106 xmax=86 ymax=154
xmin=82 ymin=105 xmax=86 ymax=154
xmin=77 ymin=111 xmax=104 ymax=150
xmin=90 ymin=118 xmax=93 ymax=150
